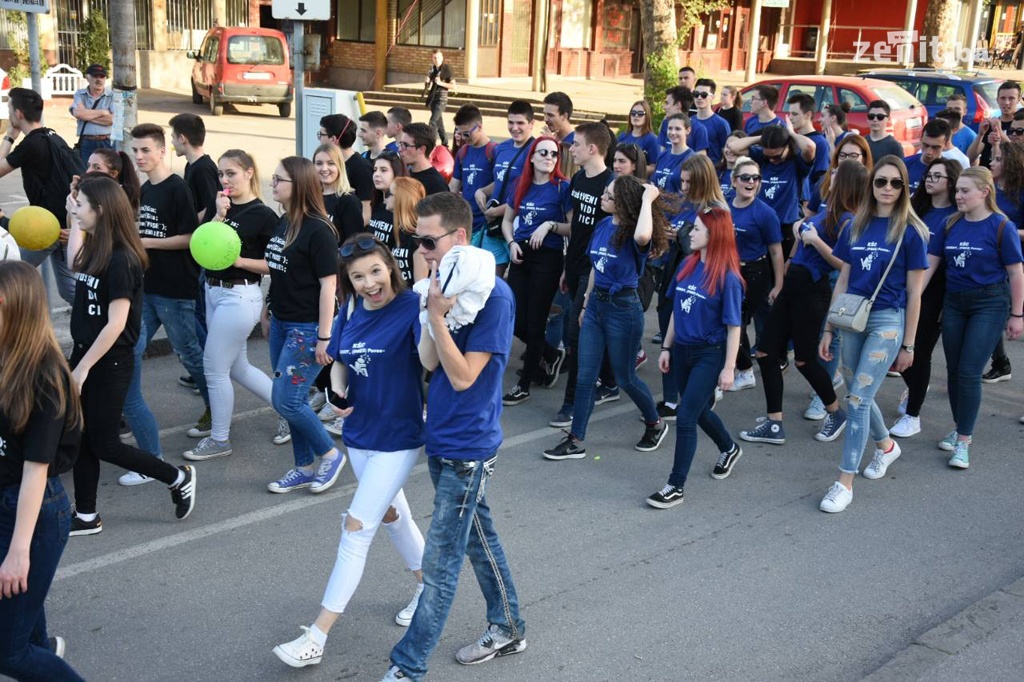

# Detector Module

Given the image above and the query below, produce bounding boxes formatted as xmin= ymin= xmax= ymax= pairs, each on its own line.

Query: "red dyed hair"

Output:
xmin=511 ymin=135 xmax=567 ymax=211
xmin=676 ymin=205 xmax=744 ymax=296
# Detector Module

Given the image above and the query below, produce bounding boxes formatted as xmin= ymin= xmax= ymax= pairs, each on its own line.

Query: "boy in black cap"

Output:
xmin=71 ymin=64 xmax=115 ymax=162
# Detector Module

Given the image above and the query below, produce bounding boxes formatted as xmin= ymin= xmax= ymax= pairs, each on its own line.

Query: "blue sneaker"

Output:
xmin=310 ymin=452 xmax=347 ymax=494
xmin=739 ymin=417 xmax=786 ymax=444
xmin=267 ymin=468 xmax=316 ymax=494
xmin=948 ymin=440 xmax=970 ymax=469
xmin=814 ymin=408 xmax=847 ymax=442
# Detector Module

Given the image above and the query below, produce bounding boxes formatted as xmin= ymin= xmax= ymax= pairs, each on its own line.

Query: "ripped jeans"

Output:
xmin=389 ymin=454 xmax=524 ymax=681
xmin=268 ymin=317 xmax=335 ymax=468
xmin=838 ymin=307 xmax=904 ymax=474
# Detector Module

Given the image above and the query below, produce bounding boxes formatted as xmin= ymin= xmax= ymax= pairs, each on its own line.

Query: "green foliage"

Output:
xmin=5 ymin=11 xmax=44 ymax=87
xmin=78 ymin=13 xmax=111 ymax=74
xmin=645 ymin=43 xmax=679 ymax=126
xmin=677 ymin=0 xmax=730 ymax=39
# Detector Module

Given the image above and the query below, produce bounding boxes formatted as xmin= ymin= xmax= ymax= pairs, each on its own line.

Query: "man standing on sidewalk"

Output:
xmin=70 ymin=64 xmax=114 ymax=163
xmin=424 ymin=50 xmax=454 ymax=148
xmin=381 ymin=192 xmax=525 ymax=682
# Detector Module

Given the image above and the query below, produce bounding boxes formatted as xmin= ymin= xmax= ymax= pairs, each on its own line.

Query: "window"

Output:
xmin=202 ymin=36 xmax=219 ymax=62
xmin=227 ymin=35 xmax=285 ymax=64
xmin=398 ymin=0 xmax=466 ymax=48
xmin=933 ymin=84 xmax=960 ymax=104
xmin=872 ymin=84 xmax=923 ymax=110
xmin=166 ymin=0 xmax=214 ymax=50
xmin=338 ymin=0 xmax=376 ymax=42
xmin=838 ymin=87 xmax=868 ymax=112
xmin=560 ymin=0 xmax=593 ymax=49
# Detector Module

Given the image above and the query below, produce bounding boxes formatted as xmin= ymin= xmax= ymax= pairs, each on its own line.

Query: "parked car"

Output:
xmin=857 ymin=68 xmax=999 ymax=132
xmin=189 ymin=26 xmax=293 ymax=118
xmin=740 ymin=76 xmax=928 ymax=155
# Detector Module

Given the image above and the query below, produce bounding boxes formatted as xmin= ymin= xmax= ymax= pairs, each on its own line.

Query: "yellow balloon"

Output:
xmin=9 ymin=206 xmax=61 ymax=251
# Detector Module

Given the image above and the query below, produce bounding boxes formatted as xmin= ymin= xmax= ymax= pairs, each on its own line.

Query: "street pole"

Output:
xmin=294 ymin=21 xmax=304 ymax=155
xmin=27 ymin=12 xmax=41 ymax=93
xmin=109 ymin=0 xmax=138 ymax=153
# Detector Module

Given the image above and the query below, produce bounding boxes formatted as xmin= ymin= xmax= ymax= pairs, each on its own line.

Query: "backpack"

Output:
xmin=38 ymin=129 xmax=86 ymax=224
xmin=455 ymin=140 xmax=497 ymax=167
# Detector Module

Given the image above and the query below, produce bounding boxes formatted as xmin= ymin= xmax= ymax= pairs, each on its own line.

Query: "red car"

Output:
xmin=740 ymin=76 xmax=928 ymax=155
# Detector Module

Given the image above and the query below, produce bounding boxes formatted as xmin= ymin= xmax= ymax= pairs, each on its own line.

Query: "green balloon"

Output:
xmin=190 ymin=221 xmax=242 ymax=271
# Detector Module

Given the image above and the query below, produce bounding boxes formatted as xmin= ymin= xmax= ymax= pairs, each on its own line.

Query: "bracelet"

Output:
xmin=660 ymin=346 xmax=671 ymax=352
xmin=3 ymin=136 xmax=13 ymax=145
xmin=317 ymin=336 xmax=330 ymax=341
xmin=1011 ymin=313 xmax=1024 ymax=318
xmin=507 ymin=240 xmax=515 ymax=247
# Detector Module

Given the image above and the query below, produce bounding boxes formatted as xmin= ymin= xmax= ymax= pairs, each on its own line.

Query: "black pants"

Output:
xmin=756 ymin=265 xmax=836 ymax=414
xmin=562 ymin=270 xmax=616 ymax=406
xmin=70 ymin=346 xmax=180 ymax=515
xmin=900 ymin=272 xmax=945 ymax=417
xmin=738 ymin=259 xmax=771 ymax=371
xmin=429 ymin=96 xmax=448 ymax=147
xmin=508 ymin=243 xmax=564 ymax=392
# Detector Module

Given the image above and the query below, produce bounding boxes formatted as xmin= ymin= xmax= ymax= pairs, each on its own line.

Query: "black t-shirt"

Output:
xmin=717 ymin=106 xmax=744 ymax=133
xmin=265 ymin=215 xmax=339 ymax=322
xmin=0 ymin=376 xmax=81 ymax=487
xmin=980 ymin=119 xmax=1014 ymax=168
xmin=428 ymin=63 xmax=453 ymax=103
xmin=6 ymin=128 xmax=55 ymax=215
xmin=344 ymin=154 xmax=375 ymax=202
xmin=326 ymin=192 xmax=366 ymax=244
xmin=138 ymin=175 xmax=200 ymax=299
xmin=202 ymin=197 xmax=278 ymax=281
xmin=184 ymin=154 xmax=220 ymax=218
xmin=565 ymin=168 xmax=613 ymax=278
xmin=411 ymin=167 xmax=449 ymax=195
xmin=370 ymin=204 xmax=414 ymax=283
xmin=865 ymin=135 xmax=905 ymax=165
xmin=70 ymin=248 xmax=144 ymax=352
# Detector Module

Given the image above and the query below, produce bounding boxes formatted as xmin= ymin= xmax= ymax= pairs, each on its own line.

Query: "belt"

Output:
xmin=207 ymin=277 xmax=260 ymax=288
xmin=79 ymin=134 xmax=110 ymax=141
xmin=592 ymin=287 xmax=637 ymax=301
xmin=740 ymin=255 xmax=767 ymax=267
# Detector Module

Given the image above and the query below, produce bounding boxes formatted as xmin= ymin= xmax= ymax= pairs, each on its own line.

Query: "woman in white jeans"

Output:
xmin=273 ymin=235 xmax=425 ymax=668
xmin=183 ymin=150 xmax=280 ymax=461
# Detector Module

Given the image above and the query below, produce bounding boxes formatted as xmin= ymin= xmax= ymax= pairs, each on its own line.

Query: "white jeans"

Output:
xmin=321 ymin=446 xmax=424 ymax=614
xmin=203 ymin=282 xmax=273 ymax=442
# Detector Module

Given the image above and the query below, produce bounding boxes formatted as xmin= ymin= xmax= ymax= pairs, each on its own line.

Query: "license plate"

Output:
xmin=242 ymin=72 xmax=271 ymax=80
xmin=905 ymin=117 xmax=921 ymax=129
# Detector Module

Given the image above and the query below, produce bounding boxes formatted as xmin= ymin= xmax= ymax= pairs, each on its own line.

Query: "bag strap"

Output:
xmin=867 ymin=230 xmax=904 ymax=304
xmin=493 ymin=142 xmax=530 ymax=205
xmin=76 ymin=93 xmax=105 ymax=138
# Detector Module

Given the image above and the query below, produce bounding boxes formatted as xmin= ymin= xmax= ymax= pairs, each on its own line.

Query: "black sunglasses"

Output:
xmin=630 ymin=109 xmax=646 ymax=117
xmin=693 ymin=91 xmax=712 ymax=99
xmin=873 ymin=177 xmax=905 ymax=190
xmin=340 ymin=236 xmax=379 ymax=258
xmin=736 ymin=173 xmax=761 ymax=183
xmin=867 ymin=113 xmax=888 ymax=121
xmin=1010 ymin=128 xmax=1024 ymax=136
xmin=411 ymin=228 xmax=458 ymax=251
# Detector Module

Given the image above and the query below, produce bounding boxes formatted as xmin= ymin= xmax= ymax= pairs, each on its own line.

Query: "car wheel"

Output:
xmin=210 ymin=92 xmax=224 ymax=117
xmin=191 ymin=81 xmax=202 ymax=105
xmin=278 ymin=102 xmax=291 ymax=118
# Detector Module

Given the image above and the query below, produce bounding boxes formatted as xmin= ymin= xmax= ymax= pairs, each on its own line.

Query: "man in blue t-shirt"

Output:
xmin=450 ymin=104 xmax=504 ymax=272
xmin=945 ymin=93 xmax=977 ymax=155
xmin=692 ymin=78 xmax=732 ymax=166
xmin=904 ymin=119 xmax=952 ymax=192
xmin=384 ymin=193 xmax=526 ymax=682
xmin=744 ymin=84 xmax=783 ymax=137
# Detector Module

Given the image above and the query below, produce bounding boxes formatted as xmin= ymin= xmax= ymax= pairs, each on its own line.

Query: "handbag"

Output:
xmin=827 ymin=232 xmax=903 ymax=333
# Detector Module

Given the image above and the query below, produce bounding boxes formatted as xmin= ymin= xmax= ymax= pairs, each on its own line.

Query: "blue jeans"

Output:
xmin=269 ymin=317 xmax=335 ymax=467
xmin=77 ymin=136 xmax=112 ymax=164
xmin=942 ymin=283 xmax=1010 ymax=437
xmin=571 ymin=292 xmax=659 ymax=440
xmin=668 ymin=343 xmax=736 ymax=487
xmin=390 ymin=455 xmax=524 ymax=681
xmin=0 ymin=478 xmax=85 ymax=681
xmin=19 ymin=243 xmax=76 ymax=305
xmin=838 ymin=308 xmax=904 ymax=474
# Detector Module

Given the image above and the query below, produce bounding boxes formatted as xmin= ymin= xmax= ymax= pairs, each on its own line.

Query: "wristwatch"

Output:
xmin=901 ymin=344 xmax=915 ymax=352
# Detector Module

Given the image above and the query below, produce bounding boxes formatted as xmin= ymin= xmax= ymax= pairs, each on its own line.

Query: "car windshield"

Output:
xmin=870 ymin=84 xmax=922 ymax=111
xmin=975 ymin=81 xmax=1000 ymax=108
xmin=227 ymin=36 xmax=285 ymax=65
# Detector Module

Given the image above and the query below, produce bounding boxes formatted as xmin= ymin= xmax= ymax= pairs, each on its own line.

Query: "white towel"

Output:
xmin=413 ymin=245 xmax=496 ymax=336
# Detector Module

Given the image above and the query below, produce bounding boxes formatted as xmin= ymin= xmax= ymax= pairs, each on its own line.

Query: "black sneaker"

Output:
xmin=652 ymin=333 xmax=664 ymax=344
xmin=778 ymin=359 xmax=790 ymax=374
xmin=594 ymin=385 xmax=620 ymax=405
xmin=711 ymin=444 xmax=743 ymax=480
xmin=543 ymin=434 xmax=587 ymax=460
xmin=647 ymin=483 xmax=685 ymax=509
xmin=69 ymin=514 xmax=102 ymax=537
xmin=178 ymin=374 xmax=201 ymax=395
xmin=544 ymin=347 xmax=566 ymax=388
xmin=635 ymin=420 xmax=669 ymax=452
xmin=48 ymin=636 xmax=66 ymax=659
xmin=656 ymin=401 xmax=677 ymax=421
xmin=548 ymin=406 xmax=573 ymax=428
xmin=502 ymin=386 xmax=531 ymax=406
xmin=982 ymin=362 xmax=1012 ymax=383
xmin=170 ymin=465 xmax=197 ymax=521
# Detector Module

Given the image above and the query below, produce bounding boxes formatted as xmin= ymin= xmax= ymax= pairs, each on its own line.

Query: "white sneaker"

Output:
xmin=728 ymin=369 xmax=756 ymax=392
xmin=889 ymin=415 xmax=921 ymax=438
xmin=395 ymin=583 xmax=424 ymax=627
xmin=803 ymin=395 xmax=827 ymax=421
xmin=317 ymin=403 xmax=335 ymax=422
xmin=118 ymin=471 xmax=154 ymax=486
xmin=897 ymin=388 xmax=909 ymax=416
xmin=819 ymin=481 xmax=853 ymax=513
xmin=308 ymin=390 xmax=327 ymax=413
xmin=325 ymin=417 xmax=344 ymax=436
xmin=273 ymin=418 xmax=292 ymax=445
xmin=863 ymin=441 xmax=902 ymax=479
xmin=273 ymin=626 xmax=323 ymax=668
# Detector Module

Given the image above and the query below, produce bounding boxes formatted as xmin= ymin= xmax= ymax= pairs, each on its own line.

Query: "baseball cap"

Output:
xmin=85 ymin=64 xmax=107 ymax=78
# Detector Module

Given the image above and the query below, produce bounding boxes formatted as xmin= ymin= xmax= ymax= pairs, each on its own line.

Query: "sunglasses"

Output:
xmin=534 ymin=148 xmax=559 ymax=158
xmin=736 ymin=174 xmax=762 ymax=183
xmin=411 ymin=228 xmax=458 ymax=250
xmin=924 ymin=173 xmax=948 ymax=182
xmin=693 ymin=91 xmax=711 ymax=99
xmin=867 ymin=113 xmax=888 ymax=121
xmin=873 ymin=177 xmax=905 ymax=190
xmin=630 ymin=110 xmax=646 ymax=117
xmin=837 ymin=151 xmax=862 ymax=160
xmin=1010 ymin=128 xmax=1024 ymax=136
xmin=340 ymin=236 xmax=379 ymax=258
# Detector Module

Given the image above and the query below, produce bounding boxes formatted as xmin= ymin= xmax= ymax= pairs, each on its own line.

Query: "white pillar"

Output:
xmin=965 ymin=0 xmax=984 ymax=70
xmin=902 ymin=0 xmax=919 ymax=67
xmin=466 ymin=0 xmax=480 ymax=82
xmin=746 ymin=0 xmax=763 ymax=83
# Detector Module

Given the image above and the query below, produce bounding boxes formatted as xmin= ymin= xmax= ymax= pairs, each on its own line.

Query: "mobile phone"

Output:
xmin=326 ymin=389 xmax=349 ymax=411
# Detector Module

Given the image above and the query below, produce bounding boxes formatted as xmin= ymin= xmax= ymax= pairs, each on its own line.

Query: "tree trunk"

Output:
xmin=919 ymin=0 xmax=959 ymax=68
xmin=640 ymin=0 xmax=677 ymax=118
xmin=109 ymin=1 xmax=138 ymax=153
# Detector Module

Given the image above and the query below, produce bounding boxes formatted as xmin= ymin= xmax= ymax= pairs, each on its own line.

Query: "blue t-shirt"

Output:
xmin=617 ymin=131 xmax=661 ymax=166
xmin=807 ymin=131 xmax=831 ymax=181
xmin=657 ymin=118 xmax=708 ymax=153
xmin=951 ymin=126 xmax=977 ymax=155
xmin=806 ymin=174 xmax=825 ymax=214
xmin=330 ymin=290 xmax=424 ymax=451
xmin=512 ymin=180 xmax=572 ymax=249
xmin=790 ymin=209 xmax=847 ymax=282
xmin=904 ymin=153 xmax=927 ymax=193
xmin=995 ymin=186 xmax=1024 ymax=229
xmin=750 ymin=147 xmax=810 ymax=225
xmin=928 ymin=213 xmax=1024 ymax=292
xmin=833 ymin=217 xmax=930 ymax=310
xmin=588 ymin=216 xmax=648 ymax=294
xmin=453 ymin=144 xmax=496 ymax=229
xmin=921 ymin=204 xmax=958 ymax=247
xmin=671 ymin=259 xmax=744 ymax=345
xmin=426 ymin=279 xmax=514 ymax=460
xmin=719 ymin=168 xmax=734 ymax=199
xmin=384 ymin=141 xmax=399 ymax=153
xmin=492 ymin=138 xmax=533 ymax=204
xmin=730 ymin=197 xmax=782 ymax=262
xmin=651 ymin=148 xmax=694 ymax=194
xmin=692 ymin=114 xmax=732 ymax=166
xmin=744 ymin=115 xmax=783 ymax=137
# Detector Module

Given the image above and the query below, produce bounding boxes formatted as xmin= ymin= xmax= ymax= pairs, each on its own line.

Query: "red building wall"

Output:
xmin=791 ymin=0 xmax=930 ymax=59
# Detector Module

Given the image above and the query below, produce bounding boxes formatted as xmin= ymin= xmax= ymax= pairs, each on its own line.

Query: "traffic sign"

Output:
xmin=272 ymin=0 xmax=329 ymax=21
xmin=0 ymin=0 xmax=51 ymax=13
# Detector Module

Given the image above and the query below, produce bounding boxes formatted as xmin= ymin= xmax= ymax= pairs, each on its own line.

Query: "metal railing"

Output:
xmin=778 ymin=23 xmax=916 ymax=60
xmin=0 ymin=9 xmax=27 ymax=51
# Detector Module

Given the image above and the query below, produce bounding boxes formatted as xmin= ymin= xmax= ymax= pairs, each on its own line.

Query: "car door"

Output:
xmin=202 ymin=36 xmax=220 ymax=93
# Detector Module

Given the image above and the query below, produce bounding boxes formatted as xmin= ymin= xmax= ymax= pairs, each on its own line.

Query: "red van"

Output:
xmin=189 ymin=27 xmax=293 ymax=118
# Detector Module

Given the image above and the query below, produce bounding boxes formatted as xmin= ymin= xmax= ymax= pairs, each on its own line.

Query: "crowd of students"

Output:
xmin=1 ymin=70 xmax=1023 ymax=680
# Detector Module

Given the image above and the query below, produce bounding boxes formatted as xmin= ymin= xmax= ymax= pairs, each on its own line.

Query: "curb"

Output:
xmin=863 ymin=575 xmax=1024 ymax=681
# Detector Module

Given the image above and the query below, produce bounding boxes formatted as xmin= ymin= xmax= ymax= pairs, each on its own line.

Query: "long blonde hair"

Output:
xmin=851 ymin=155 xmax=929 ymax=244
xmin=682 ymin=154 xmax=727 ymax=207
xmin=0 ymin=261 xmax=81 ymax=433
xmin=313 ymin=143 xmax=354 ymax=196
xmin=944 ymin=166 xmax=1005 ymax=231
xmin=279 ymin=156 xmax=336 ymax=247
xmin=390 ymin=177 xmax=425 ymax=248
